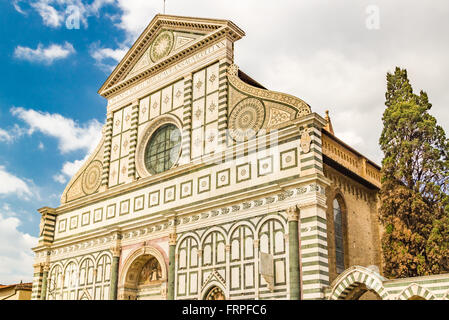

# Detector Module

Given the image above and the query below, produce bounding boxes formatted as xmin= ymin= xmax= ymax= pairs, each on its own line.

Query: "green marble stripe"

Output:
xmin=301 ymin=260 xmax=329 ymax=268
xmin=300 ymin=234 xmax=327 ymax=243
xmin=300 ymin=156 xmax=322 ymax=164
xmin=302 ymin=288 xmax=323 ymax=294
xmin=301 ymin=252 xmax=328 ymax=259
xmin=301 ymin=226 xmax=327 ymax=234
xmin=301 ymin=164 xmax=323 ymax=171
xmin=302 ymin=279 xmax=329 ymax=286
xmin=301 ymin=216 xmax=327 ymax=225
xmin=301 ymin=243 xmax=328 ymax=251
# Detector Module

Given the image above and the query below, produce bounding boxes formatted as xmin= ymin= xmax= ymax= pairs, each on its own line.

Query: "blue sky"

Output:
xmin=1 ymin=0 xmax=448 ymax=284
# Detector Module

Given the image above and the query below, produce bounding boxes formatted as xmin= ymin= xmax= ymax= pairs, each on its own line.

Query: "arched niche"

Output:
xmin=118 ymin=246 xmax=167 ymax=300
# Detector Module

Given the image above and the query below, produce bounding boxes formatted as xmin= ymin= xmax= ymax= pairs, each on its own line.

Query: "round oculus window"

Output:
xmin=144 ymin=123 xmax=181 ymax=175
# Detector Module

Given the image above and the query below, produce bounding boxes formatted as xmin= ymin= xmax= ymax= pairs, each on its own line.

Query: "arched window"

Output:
xmin=333 ymin=198 xmax=345 ymax=274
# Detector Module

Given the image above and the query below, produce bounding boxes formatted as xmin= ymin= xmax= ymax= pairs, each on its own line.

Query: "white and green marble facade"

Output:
xmin=31 ymin=14 xmax=449 ymax=301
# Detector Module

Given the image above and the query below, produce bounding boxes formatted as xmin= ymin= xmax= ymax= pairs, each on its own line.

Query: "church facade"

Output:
xmin=31 ymin=14 xmax=449 ymax=300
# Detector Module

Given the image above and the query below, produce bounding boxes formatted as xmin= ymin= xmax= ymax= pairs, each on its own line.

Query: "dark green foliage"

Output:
xmin=379 ymin=67 xmax=449 ymax=278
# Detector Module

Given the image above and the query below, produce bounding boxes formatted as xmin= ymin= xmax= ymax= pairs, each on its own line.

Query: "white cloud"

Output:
xmin=114 ymin=1 xmax=159 ymax=43
xmin=52 ymin=174 xmax=67 ymax=184
xmin=0 ymin=166 xmax=32 ymax=197
xmin=14 ymin=42 xmax=75 ymax=64
xmin=53 ymin=154 xmax=89 ymax=184
xmin=89 ymin=44 xmax=129 ymax=72
xmin=0 ymin=211 xmax=37 ymax=284
xmin=61 ymin=156 xmax=88 ymax=177
xmin=11 ymin=107 xmax=102 ymax=154
xmin=13 ymin=0 xmax=115 ymax=28
xmin=31 ymin=0 xmax=63 ymax=27
xmin=11 ymin=107 xmax=103 ymax=185
xmin=0 ymin=129 xmax=13 ymax=143
xmin=0 ymin=125 xmax=27 ymax=143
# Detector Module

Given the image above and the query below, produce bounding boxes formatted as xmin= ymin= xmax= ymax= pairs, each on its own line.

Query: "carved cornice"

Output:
xmin=99 ymin=15 xmax=245 ymax=98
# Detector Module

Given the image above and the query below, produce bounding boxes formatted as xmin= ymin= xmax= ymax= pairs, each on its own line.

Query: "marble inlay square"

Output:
xmin=258 ymin=155 xmax=273 ymax=176
xmin=122 ymin=105 xmax=132 ymax=132
xmin=216 ymin=168 xmax=230 ymax=189
xmin=108 ymin=160 xmax=119 ymax=187
xmin=236 ymin=163 xmax=251 ymax=183
xmin=149 ymin=91 xmax=161 ymax=120
xmin=280 ymin=148 xmax=298 ymax=170
xmin=149 ymin=190 xmax=160 ymax=207
xmin=110 ymin=135 xmax=121 ymax=161
xmin=81 ymin=211 xmax=90 ymax=226
xmin=139 ymin=96 xmax=150 ymax=124
xmin=120 ymin=131 xmax=131 ymax=158
xmin=191 ymin=127 xmax=203 ymax=159
xmin=161 ymin=85 xmax=173 ymax=114
xmin=94 ymin=208 xmax=103 ymax=223
xmin=205 ymin=91 xmax=219 ymax=124
xmin=120 ymin=199 xmax=130 ymax=215
xmin=106 ymin=204 xmax=116 ymax=219
xmin=193 ymin=69 xmax=205 ymax=100
xmin=112 ymin=109 xmax=123 ymax=136
xmin=70 ymin=215 xmax=78 ymax=230
xmin=198 ymin=175 xmax=211 ymax=194
xmin=118 ymin=156 xmax=130 ymax=185
xmin=173 ymin=80 xmax=184 ymax=109
xmin=206 ymin=63 xmax=219 ymax=94
xmin=58 ymin=219 xmax=67 ymax=233
xmin=192 ymin=98 xmax=204 ymax=129
xmin=180 ymin=180 xmax=193 ymax=199
xmin=164 ymin=185 xmax=176 ymax=203
xmin=204 ymin=122 xmax=218 ymax=155
xmin=134 ymin=195 xmax=144 ymax=212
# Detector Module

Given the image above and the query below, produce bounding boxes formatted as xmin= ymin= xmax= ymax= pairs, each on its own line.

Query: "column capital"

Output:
xmin=168 ymin=232 xmax=177 ymax=246
xmin=110 ymin=245 xmax=122 ymax=257
xmin=42 ymin=262 xmax=50 ymax=272
xmin=286 ymin=206 xmax=299 ymax=221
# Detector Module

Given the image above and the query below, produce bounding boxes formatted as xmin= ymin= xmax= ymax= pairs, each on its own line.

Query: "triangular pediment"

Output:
xmin=98 ymin=14 xmax=245 ymax=98
xmin=125 ymin=29 xmax=205 ymax=80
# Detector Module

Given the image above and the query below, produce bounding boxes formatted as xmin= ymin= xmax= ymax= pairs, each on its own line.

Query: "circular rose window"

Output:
xmin=144 ymin=123 xmax=181 ymax=175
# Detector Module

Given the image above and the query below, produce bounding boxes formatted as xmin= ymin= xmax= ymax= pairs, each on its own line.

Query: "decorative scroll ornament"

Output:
xmin=300 ymin=128 xmax=313 ymax=154
xmin=82 ymin=160 xmax=102 ymax=195
xmin=150 ymin=31 xmax=174 ymax=62
xmin=228 ymin=97 xmax=265 ymax=142
xmin=227 ymin=64 xmax=311 ymax=118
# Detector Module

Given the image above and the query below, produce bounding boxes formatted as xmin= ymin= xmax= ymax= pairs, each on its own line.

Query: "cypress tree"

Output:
xmin=379 ymin=67 xmax=449 ymax=278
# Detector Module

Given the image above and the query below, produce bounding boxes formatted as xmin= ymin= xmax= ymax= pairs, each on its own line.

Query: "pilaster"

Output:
xmin=101 ymin=114 xmax=113 ymax=189
xmin=109 ymin=230 xmax=122 ymax=300
xmin=128 ymin=101 xmax=139 ymax=180
xmin=217 ymin=58 xmax=231 ymax=148
xmin=180 ymin=74 xmax=193 ymax=164
xmin=298 ymin=187 xmax=330 ymax=300
xmin=168 ymin=231 xmax=177 ymax=300
xmin=287 ymin=206 xmax=301 ymax=300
